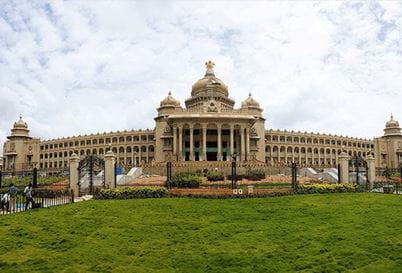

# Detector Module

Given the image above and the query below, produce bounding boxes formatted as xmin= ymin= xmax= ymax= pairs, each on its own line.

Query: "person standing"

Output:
xmin=24 ymin=183 xmax=34 ymax=210
xmin=9 ymin=183 xmax=18 ymax=212
xmin=1 ymin=193 xmax=10 ymax=213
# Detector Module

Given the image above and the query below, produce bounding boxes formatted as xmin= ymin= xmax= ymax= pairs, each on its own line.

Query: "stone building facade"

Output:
xmin=1 ymin=61 xmax=401 ymax=173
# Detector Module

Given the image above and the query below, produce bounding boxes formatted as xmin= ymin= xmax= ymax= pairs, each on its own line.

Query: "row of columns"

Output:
xmin=172 ymin=124 xmax=251 ymax=161
xmin=267 ymin=153 xmax=340 ymax=165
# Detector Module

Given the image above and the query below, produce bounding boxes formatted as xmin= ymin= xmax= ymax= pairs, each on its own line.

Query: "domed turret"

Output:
xmin=191 ymin=61 xmax=228 ymax=97
xmin=7 ymin=115 xmax=31 ymax=140
xmin=384 ymin=114 xmax=401 ymax=137
xmin=241 ymin=93 xmax=260 ymax=108
xmin=160 ymin=91 xmax=180 ymax=107
xmin=385 ymin=114 xmax=399 ymax=128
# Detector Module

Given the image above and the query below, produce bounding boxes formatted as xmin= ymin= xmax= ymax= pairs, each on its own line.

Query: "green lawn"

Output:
xmin=0 ymin=193 xmax=401 ymax=273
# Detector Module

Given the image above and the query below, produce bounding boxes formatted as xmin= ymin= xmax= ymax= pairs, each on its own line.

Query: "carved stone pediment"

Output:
xmin=206 ymin=99 xmax=219 ymax=112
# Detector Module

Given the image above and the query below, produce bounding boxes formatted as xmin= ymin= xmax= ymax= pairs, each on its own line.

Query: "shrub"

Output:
xmin=170 ymin=172 xmax=201 ymax=188
xmin=206 ymin=170 xmax=224 ymax=181
xmin=244 ymin=168 xmax=265 ymax=181
xmin=95 ymin=187 xmax=168 ymax=199
xmin=297 ymin=183 xmax=357 ymax=194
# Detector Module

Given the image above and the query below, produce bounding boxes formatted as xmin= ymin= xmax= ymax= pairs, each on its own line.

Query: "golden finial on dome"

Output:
xmin=168 ymin=90 xmax=172 ymax=96
xmin=249 ymin=92 xmax=252 ymax=97
xmin=390 ymin=113 xmax=394 ymax=120
xmin=205 ymin=60 xmax=215 ymax=76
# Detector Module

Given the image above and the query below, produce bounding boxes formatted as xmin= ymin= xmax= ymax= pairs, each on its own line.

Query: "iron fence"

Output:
xmin=0 ymin=189 xmax=74 ymax=215
xmin=371 ymin=181 xmax=402 ymax=194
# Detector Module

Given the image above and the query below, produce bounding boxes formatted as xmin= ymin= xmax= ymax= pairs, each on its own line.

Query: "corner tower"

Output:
xmin=374 ymin=114 xmax=402 ymax=168
xmin=2 ymin=116 xmax=40 ymax=173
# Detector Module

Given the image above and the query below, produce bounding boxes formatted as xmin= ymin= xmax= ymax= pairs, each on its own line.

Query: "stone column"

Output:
xmin=246 ymin=127 xmax=250 ymax=161
xmin=240 ymin=126 xmax=245 ymax=161
xmin=172 ymin=126 xmax=177 ymax=160
xmin=217 ymin=124 xmax=222 ymax=161
xmin=104 ymin=150 xmax=116 ymax=188
xmin=202 ymin=124 xmax=207 ymax=161
xmin=367 ymin=154 xmax=376 ymax=190
xmin=69 ymin=153 xmax=80 ymax=198
xmin=338 ymin=151 xmax=349 ymax=183
xmin=189 ymin=125 xmax=194 ymax=161
xmin=230 ymin=125 xmax=234 ymax=157
xmin=285 ymin=148 xmax=288 ymax=164
xmin=178 ymin=125 xmax=183 ymax=161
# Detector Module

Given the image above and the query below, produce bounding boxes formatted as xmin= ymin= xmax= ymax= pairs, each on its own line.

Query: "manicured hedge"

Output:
xmin=297 ymin=183 xmax=358 ymax=194
xmin=170 ymin=172 xmax=201 ymax=188
xmin=206 ymin=170 xmax=224 ymax=181
xmin=95 ymin=187 xmax=168 ymax=199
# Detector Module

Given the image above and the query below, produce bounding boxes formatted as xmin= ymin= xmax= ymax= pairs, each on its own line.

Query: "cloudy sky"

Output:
xmin=1 ymin=0 xmax=401 ymax=151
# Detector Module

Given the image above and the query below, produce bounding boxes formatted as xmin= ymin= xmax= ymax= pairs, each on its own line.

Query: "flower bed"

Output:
xmin=169 ymin=187 xmax=292 ymax=198
xmin=297 ymin=183 xmax=358 ymax=194
xmin=95 ymin=187 xmax=168 ymax=199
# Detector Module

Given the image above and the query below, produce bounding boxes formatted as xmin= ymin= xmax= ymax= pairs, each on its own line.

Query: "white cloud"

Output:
xmin=1 ymin=0 xmax=401 ymax=152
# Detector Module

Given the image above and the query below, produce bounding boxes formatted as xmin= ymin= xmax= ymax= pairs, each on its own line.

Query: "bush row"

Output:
xmin=95 ymin=187 xmax=168 ymax=199
xmin=297 ymin=183 xmax=358 ymax=194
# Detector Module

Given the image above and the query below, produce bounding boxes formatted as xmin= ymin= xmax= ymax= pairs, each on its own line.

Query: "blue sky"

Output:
xmin=1 ymin=0 xmax=401 ymax=151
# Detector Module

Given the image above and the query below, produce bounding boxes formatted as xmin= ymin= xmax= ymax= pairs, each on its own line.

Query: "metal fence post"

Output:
xmin=0 ymin=170 xmax=2 ymax=188
xmin=400 ymin=167 xmax=402 ymax=180
xmin=114 ymin=161 xmax=117 ymax=188
xmin=71 ymin=189 xmax=74 ymax=203
xmin=231 ymin=154 xmax=237 ymax=190
xmin=337 ymin=164 xmax=341 ymax=184
xmin=32 ymin=167 xmax=38 ymax=188
xmin=165 ymin=161 xmax=172 ymax=188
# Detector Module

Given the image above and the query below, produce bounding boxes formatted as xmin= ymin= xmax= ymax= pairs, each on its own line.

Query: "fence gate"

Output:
xmin=78 ymin=155 xmax=105 ymax=195
xmin=348 ymin=156 xmax=368 ymax=186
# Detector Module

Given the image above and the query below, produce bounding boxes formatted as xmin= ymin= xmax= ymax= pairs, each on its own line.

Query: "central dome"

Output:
xmin=191 ymin=61 xmax=228 ymax=97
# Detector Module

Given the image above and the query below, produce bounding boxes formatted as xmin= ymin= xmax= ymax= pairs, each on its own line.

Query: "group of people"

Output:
xmin=0 ymin=183 xmax=34 ymax=213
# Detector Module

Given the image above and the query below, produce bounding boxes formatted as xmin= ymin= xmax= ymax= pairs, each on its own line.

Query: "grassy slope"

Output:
xmin=0 ymin=194 xmax=401 ymax=273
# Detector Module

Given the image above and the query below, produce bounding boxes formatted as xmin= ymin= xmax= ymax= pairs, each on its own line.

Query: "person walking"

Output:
xmin=9 ymin=183 xmax=18 ymax=212
xmin=24 ymin=183 xmax=34 ymax=210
